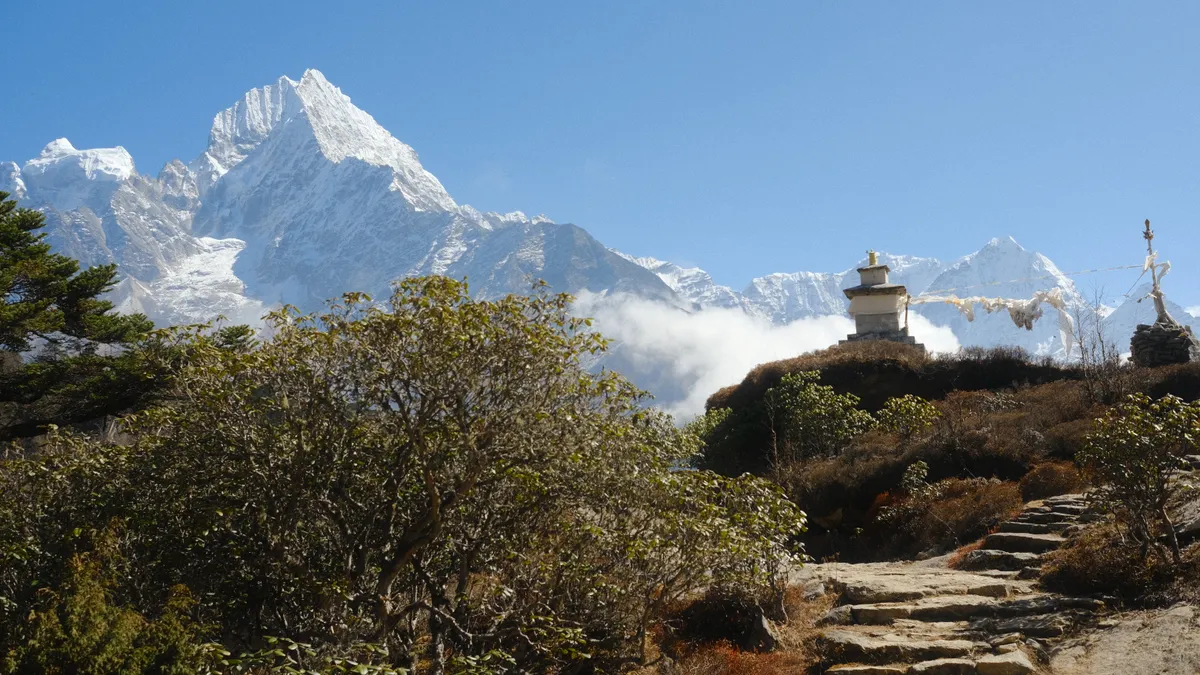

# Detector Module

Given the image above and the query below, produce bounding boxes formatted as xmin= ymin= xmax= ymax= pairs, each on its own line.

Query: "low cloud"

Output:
xmin=1188 ymin=306 xmax=1200 ymax=318
xmin=576 ymin=293 xmax=959 ymax=420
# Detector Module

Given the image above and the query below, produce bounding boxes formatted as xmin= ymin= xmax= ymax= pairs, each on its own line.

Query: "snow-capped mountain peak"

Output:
xmin=191 ymin=69 xmax=455 ymax=213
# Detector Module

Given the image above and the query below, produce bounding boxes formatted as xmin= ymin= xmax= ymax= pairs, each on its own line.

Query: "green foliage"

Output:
xmin=1079 ymin=393 xmax=1200 ymax=563
xmin=876 ymin=394 xmax=939 ymax=440
xmin=2 ymin=529 xmax=204 ymax=675
xmin=0 ymin=191 xmax=174 ymax=441
xmin=0 ymin=192 xmax=151 ymax=352
xmin=0 ymin=277 xmax=806 ymax=671
xmin=762 ymin=371 xmax=875 ymax=466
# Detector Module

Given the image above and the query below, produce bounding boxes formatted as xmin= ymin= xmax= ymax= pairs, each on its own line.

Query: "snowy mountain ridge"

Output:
xmin=2 ymin=68 xmax=1192 ymax=414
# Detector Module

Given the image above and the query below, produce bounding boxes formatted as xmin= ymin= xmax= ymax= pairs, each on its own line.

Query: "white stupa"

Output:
xmin=840 ymin=250 xmax=924 ymax=350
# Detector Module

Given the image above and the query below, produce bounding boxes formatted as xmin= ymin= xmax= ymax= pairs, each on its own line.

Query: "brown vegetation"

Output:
xmin=1041 ymin=526 xmax=1200 ymax=606
xmin=1020 ymin=461 xmax=1085 ymax=501
xmin=706 ymin=342 xmax=1078 ymax=413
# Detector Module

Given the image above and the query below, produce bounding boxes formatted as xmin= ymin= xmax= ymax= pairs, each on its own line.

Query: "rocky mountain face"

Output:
xmin=4 ymin=70 xmax=678 ymax=328
xmin=4 ymin=69 xmax=1191 ymax=412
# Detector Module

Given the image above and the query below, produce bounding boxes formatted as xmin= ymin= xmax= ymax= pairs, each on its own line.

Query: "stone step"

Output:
xmin=1035 ymin=503 xmax=1087 ymax=515
xmin=997 ymin=520 xmax=1070 ymax=535
xmin=1043 ymin=493 xmax=1086 ymax=504
xmin=992 ymin=595 xmax=1105 ymax=617
xmin=826 ymin=665 xmax=909 ymax=674
xmin=818 ymin=627 xmax=988 ymax=665
xmin=976 ymin=650 xmax=1037 ymax=674
xmin=969 ymin=612 xmax=1074 ymax=638
xmin=850 ymin=595 xmax=1001 ymax=624
xmin=1012 ymin=511 xmax=1074 ymax=525
xmin=794 ymin=562 xmax=1032 ymax=604
xmin=956 ymin=549 xmax=1042 ymax=572
xmin=982 ymin=532 xmax=1065 ymax=554
xmin=911 ymin=657 xmax=978 ymax=674
xmin=847 ymin=593 xmax=1101 ymax=626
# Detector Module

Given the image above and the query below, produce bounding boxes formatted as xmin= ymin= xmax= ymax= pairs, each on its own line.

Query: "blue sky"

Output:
xmin=4 ymin=1 xmax=1199 ymax=307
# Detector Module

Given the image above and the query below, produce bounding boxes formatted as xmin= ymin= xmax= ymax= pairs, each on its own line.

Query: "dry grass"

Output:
xmin=706 ymin=343 xmax=1080 ymax=414
xmin=1039 ymin=525 xmax=1200 ymax=605
xmin=661 ymin=585 xmax=832 ymax=675
xmin=1020 ymin=461 xmax=1085 ymax=501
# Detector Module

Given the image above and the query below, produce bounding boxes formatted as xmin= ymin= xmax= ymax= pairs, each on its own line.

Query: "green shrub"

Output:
xmin=877 ymin=394 xmax=939 ymax=440
xmin=1080 ymin=393 xmax=1200 ymax=563
xmin=2 ymin=533 xmax=203 ymax=675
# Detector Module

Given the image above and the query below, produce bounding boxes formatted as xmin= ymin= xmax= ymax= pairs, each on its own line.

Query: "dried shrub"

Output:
xmin=668 ymin=589 xmax=768 ymax=652
xmin=674 ymin=642 xmax=816 ymax=675
xmin=1020 ymin=461 xmax=1084 ymax=501
xmin=920 ymin=479 xmax=1023 ymax=550
xmin=1040 ymin=526 xmax=1170 ymax=602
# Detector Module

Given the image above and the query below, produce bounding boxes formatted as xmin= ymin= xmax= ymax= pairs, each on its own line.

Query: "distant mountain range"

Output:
xmin=3 ymin=69 xmax=1191 ymax=413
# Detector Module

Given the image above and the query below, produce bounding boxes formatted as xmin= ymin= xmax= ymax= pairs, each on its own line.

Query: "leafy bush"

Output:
xmin=876 ymin=394 xmax=939 ymax=440
xmin=762 ymin=372 xmax=875 ymax=464
xmin=1020 ymin=461 xmax=1084 ymax=501
xmin=1 ymin=531 xmax=203 ymax=675
xmin=1080 ymin=393 xmax=1200 ymax=563
xmin=698 ymin=371 xmax=874 ymax=474
xmin=1 ymin=278 xmax=807 ymax=671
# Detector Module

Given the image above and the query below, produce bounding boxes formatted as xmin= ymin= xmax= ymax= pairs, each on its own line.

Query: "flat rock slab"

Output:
xmin=819 ymin=628 xmax=986 ymax=665
xmin=909 ymin=657 xmax=976 ymax=674
xmin=793 ymin=562 xmax=1032 ymax=604
xmin=1012 ymin=511 xmax=1072 ymax=525
xmin=982 ymin=532 xmax=1065 ymax=553
xmin=1049 ymin=604 xmax=1200 ymax=675
xmin=997 ymin=520 xmax=1069 ymax=534
xmin=970 ymin=612 xmax=1073 ymax=638
xmin=957 ymin=549 xmax=1041 ymax=571
xmin=976 ymin=650 xmax=1036 ymax=675
xmin=852 ymin=595 xmax=1002 ymax=625
xmin=826 ymin=665 xmax=909 ymax=675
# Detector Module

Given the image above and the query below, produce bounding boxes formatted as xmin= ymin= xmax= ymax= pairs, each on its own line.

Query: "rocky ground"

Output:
xmin=792 ymin=494 xmax=1140 ymax=674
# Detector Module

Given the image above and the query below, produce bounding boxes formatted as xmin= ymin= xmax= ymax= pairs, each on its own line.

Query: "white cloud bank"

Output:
xmin=575 ymin=293 xmax=960 ymax=420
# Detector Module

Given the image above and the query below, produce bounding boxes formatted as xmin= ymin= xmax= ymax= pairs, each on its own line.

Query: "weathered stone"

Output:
xmin=957 ymin=549 xmax=1041 ymax=571
xmin=996 ymin=643 xmax=1019 ymax=653
xmin=909 ymin=657 xmax=977 ymax=674
xmin=1130 ymin=322 xmax=1199 ymax=368
xmin=819 ymin=629 xmax=985 ymax=664
xmin=793 ymin=562 xmax=1028 ymax=605
xmin=988 ymin=632 xmax=1022 ymax=647
xmin=826 ymin=666 xmax=909 ymax=675
xmin=997 ymin=520 xmax=1068 ymax=534
xmin=994 ymin=595 xmax=1104 ymax=617
xmin=971 ymin=612 xmax=1073 ymax=638
xmin=982 ymin=532 xmax=1065 ymax=554
xmin=975 ymin=650 xmax=1036 ymax=675
xmin=821 ymin=605 xmax=855 ymax=626
xmin=851 ymin=595 xmax=999 ymax=624
xmin=1013 ymin=511 xmax=1072 ymax=525
xmin=746 ymin=613 xmax=780 ymax=652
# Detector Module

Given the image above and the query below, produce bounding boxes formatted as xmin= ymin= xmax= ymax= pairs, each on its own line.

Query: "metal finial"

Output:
xmin=868 ymin=249 xmax=878 ymax=266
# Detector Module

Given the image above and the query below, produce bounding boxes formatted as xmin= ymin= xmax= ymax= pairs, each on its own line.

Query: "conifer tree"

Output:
xmin=0 ymin=191 xmax=157 ymax=440
xmin=0 ymin=191 xmax=151 ymax=352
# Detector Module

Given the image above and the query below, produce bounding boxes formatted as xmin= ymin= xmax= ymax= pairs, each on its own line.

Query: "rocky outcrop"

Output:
xmin=796 ymin=494 xmax=1103 ymax=673
xmin=1130 ymin=321 xmax=1200 ymax=368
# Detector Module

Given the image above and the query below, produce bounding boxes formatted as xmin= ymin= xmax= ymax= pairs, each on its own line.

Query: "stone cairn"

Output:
xmin=1129 ymin=220 xmax=1199 ymax=368
xmin=841 ymin=250 xmax=925 ymax=352
xmin=1131 ymin=322 xmax=1200 ymax=368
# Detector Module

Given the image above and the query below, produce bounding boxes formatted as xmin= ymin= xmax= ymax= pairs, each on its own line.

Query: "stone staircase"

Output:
xmin=795 ymin=494 xmax=1106 ymax=674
